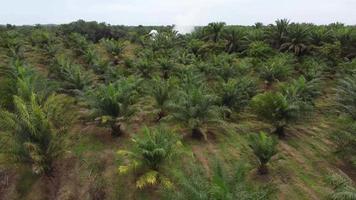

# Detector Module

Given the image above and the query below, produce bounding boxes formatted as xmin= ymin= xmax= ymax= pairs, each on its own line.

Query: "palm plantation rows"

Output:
xmin=0 ymin=19 xmax=356 ymax=199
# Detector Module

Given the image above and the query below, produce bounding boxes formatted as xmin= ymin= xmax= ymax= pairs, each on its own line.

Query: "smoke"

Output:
xmin=171 ymin=0 xmax=221 ymax=34
xmin=173 ymin=25 xmax=195 ymax=34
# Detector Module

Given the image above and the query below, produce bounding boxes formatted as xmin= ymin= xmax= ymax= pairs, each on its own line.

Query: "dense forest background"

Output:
xmin=0 ymin=19 xmax=356 ymax=200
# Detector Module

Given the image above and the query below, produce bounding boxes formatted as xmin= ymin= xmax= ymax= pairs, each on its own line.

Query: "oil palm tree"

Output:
xmin=0 ymin=61 xmax=55 ymax=110
xmin=170 ymin=84 xmax=221 ymax=140
xmin=222 ymin=27 xmax=246 ymax=53
xmin=267 ymin=19 xmax=290 ymax=49
xmin=164 ymin=161 xmax=275 ymax=200
xmin=0 ymin=93 xmax=73 ymax=175
xmin=204 ymin=22 xmax=226 ymax=42
xmin=280 ymin=75 xmax=320 ymax=104
xmin=157 ymin=57 xmax=175 ymax=79
xmin=249 ymin=132 xmax=278 ymax=175
xmin=310 ymin=27 xmax=334 ymax=46
xmin=150 ymin=77 xmax=175 ymax=122
xmin=259 ymin=53 xmax=294 ymax=86
xmin=51 ymin=56 xmax=93 ymax=94
xmin=250 ymin=92 xmax=305 ymax=138
xmin=86 ymin=77 xmax=141 ymax=137
xmin=327 ymin=173 xmax=356 ymax=200
xmin=68 ymin=32 xmax=90 ymax=56
xmin=336 ymin=74 xmax=356 ymax=120
xmin=217 ymin=77 xmax=257 ymax=118
xmin=136 ymin=58 xmax=155 ymax=79
xmin=117 ymin=126 xmax=181 ymax=188
xmin=100 ymin=38 xmax=125 ymax=64
xmin=280 ymin=24 xmax=310 ymax=57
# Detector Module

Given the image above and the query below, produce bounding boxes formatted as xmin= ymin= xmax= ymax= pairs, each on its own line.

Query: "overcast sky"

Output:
xmin=0 ymin=0 xmax=355 ymax=26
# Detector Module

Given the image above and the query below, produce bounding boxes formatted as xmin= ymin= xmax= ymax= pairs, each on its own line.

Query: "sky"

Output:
xmin=0 ymin=0 xmax=355 ymax=26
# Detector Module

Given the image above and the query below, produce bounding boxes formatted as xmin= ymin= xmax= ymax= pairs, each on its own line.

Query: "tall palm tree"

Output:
xmin=204 ymin=22 xmax=226 ymax=42
xmin=267 ymin=19 xmax=290 ymax=49
xmin=310 ymin=27 xmax=334 ymax=46
xmin=280 ymin=24 xmax=310 ymax=57
xmin=222 ymin=27 xmax=246 ymax=53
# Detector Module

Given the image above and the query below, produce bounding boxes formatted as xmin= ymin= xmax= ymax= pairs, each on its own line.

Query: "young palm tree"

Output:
xmin=100 ymin=38 xmax=125 ymax=64
xmin=250 ymin=92 xmax=305 ymax=138
xmin=170 ymin=84 xmax=221 ymax=140
xmin=249 ymin=132 xmax=278 ymax=175
xmin=164 ymin=161 xmax=275 ymax=200
xmin=217 ymin=77 xmax=257 ymax=118
xmin=83 ymin=45 xmax=99 ymax=67
xmin=0 ymin=61 xmax=55 ymax=110
xmin=86 ymin=77 xmax=141 ymax=137
xmin=157 ymin=57 xmax=175 ymax=79
xmin=51 ymin=56 xmax=93 ymax=94
xmin=136 ymin=58 xmax=155 ymax=79
xmin=336 ymin=74 xmax=356 ymax=120
xmin=327 ymin=173 xmax=356 ymax=200
xmin=259 ymin=53 xmax=294 ymax=86
xmin=68 ymin=32 xmax=90 ymax=56
xmin=246 ymin=41 xmax=275 ymax=60
xmin=0 ymin=93 xmax=73 ymax=175
xmin=280 ymin=75 xmax=320 ymax=104
xmin=150 ymin=77 xmax=175 ymax=122
xmin=117 ymin=126 xmax=181 ymax=188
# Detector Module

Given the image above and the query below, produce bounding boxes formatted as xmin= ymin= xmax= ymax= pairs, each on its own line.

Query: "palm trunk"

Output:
xmin=258 ymin=163 xmax=268 ymax=175
xmin=163 ymin=71 xmax=169 ymax=79
xmin=111 ymin=122 xmax=124 ymax=137
xmin=156 ymin=111 xmax=165 ymax=122
xmin=275 ymin=126 xmax=285 ymax=139
xmin=192 ymin=127 xmax=204 ymax=140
